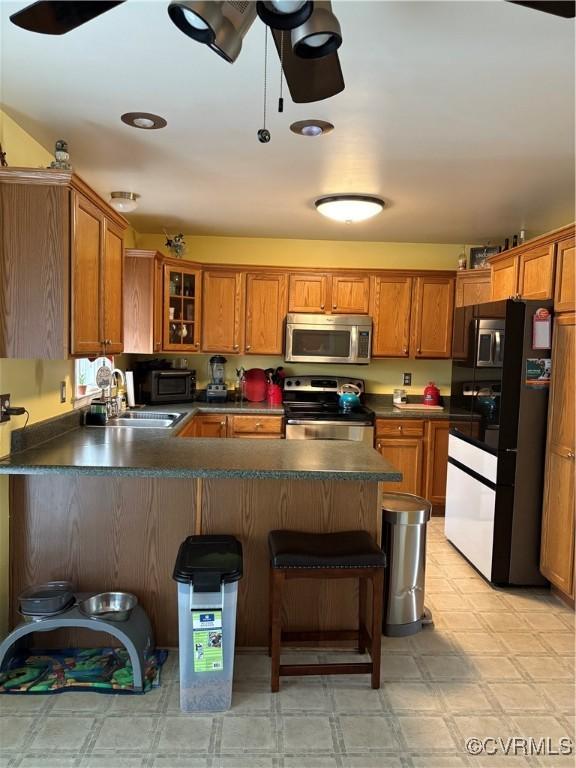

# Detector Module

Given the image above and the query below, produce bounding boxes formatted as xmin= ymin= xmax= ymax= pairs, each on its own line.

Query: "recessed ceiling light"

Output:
xmin=109 ymin=191 xmax=140 ymax=213
xmin=290 ymin=119 xmax=334 ymax=136
xmin=315 ymin=194 xmax=385 ymax=223
xmin=121 ymin=112 xmax=167 ymax=130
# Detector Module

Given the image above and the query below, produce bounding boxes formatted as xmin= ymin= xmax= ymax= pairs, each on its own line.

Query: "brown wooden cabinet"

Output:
xmin=0 ymin=168 xmax=127 ymax=359
xmin=330 ymin=275 xmax=370 ymax=313
xmin=163 ymin=262 xmax=202 ymax=352
xmin=455 ymin=268 xmax=491 ymax=307
xmin=201 ymin=270 xmax=243 ymax=353
xmin=370 ymin=276 xmax=412 ymax=357
xmin=244 ymin=272 xmax=288 ymax=355
xmin=540 ymin=313 xmax=575 ymax=599
xmin=518 ymin=243 xmax=555 ymax=300
xmin=288 ymin=273 xmax=328 ymax=313
xmin=554 ymin=236 xmax=575 ymax=312
xmin=490 ymin=253 xmax=519 ymax=301
xmin=123 ymin=250 xmax=163 ymax=354
xmin=179 ymin=412 xmax=284 ymax=439
xmin=410 ymin=276 xmax=454 ymax=358
xmin=375 ymin=419 xmax=424 ymax=495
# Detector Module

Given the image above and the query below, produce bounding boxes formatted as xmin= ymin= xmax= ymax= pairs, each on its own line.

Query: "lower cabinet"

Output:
xmin=179 ymin=413 xmax=284 ymax=439
xmin=540 ymin=313 xmax=575 ymax=599
xmin=375 ymin=417 xmax=479 ymax=507
xmin=375 ymin=420 xmax=425 ymax=495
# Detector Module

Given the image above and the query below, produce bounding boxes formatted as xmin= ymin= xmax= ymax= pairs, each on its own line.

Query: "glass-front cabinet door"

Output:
xmin=163 ymin=263 xmax=201 ymax=351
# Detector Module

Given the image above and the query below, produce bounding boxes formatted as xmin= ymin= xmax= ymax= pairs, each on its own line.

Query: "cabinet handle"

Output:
xmin=256 ymin=422 xmax=262 ymax=428
xmin=320 ymin=304 xmax=325 ymax=310
xmin=403 ymin=346 xmax=408 ymax=353
xmin=246 ymin=345 xmax=251 ymax=351
xmin=233 ymin=344 xmax=239 ymax=350
xmin=417 ymin=348 xmax=421 ymax=353
xmin=195 ymin=342 xmax=199 ymax=348
xmin=568 ymin=451 xmax=575 ymax=459
xmin=377 ymin=442 xmax=382 ymax=450
xmin=333 ymin=304 xmax=337 ymax=310
xmin=220 ymin=421 xmax=226 ymax=426
xmin=397 ymin=426 xmax=402 ymax=431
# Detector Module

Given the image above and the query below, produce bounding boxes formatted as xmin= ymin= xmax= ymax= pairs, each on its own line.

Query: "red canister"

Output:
xmin=423 ymin=381 xmax=441 ymax=406
xmin=243 ymin=369 xmax=268 ymax=402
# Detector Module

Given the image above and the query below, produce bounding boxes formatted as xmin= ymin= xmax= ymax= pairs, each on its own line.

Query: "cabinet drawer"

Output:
xmin=229 ymin=415 xmax=284 ymax=434
xmin=376 ymin=419 xmax=425 ymax=438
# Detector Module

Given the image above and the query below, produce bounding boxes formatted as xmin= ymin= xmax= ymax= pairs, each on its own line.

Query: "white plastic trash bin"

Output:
xmin=173 ymin=535 xmax=243 ymax=712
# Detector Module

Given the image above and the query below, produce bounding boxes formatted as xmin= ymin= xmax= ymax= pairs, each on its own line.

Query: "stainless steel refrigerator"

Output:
xmin=445 ymin=299 xmax=553 ymax=585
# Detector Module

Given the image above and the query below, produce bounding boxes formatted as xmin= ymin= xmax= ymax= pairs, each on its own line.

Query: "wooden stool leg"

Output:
xmin=270 ymin=569 xmax=284 ymax=693
xmin=358 ymin=577 xmax=367 ymax=654
xmin=370 ymin=568 xmax=384 ymax=689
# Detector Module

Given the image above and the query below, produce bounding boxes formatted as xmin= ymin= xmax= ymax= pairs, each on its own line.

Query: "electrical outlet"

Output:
xmin=403 ymin=373 xmax=412 ymax=386
xmin=0 ymin=394 xmax=11 ymax=423
xmin=60 ymin=381 xmax=67 ymax=404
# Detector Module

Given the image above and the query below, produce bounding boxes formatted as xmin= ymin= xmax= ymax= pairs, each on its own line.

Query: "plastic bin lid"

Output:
xmin=173 ymin=535 xmax=243 ymax=589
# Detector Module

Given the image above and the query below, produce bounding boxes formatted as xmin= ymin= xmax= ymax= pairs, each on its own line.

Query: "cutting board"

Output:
xmin=393 ymin=403 xmax=444 ymax=411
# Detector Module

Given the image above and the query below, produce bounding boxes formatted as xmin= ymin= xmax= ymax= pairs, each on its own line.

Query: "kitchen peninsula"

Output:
xmin=0 ymin=412 xmax=400 ymax=647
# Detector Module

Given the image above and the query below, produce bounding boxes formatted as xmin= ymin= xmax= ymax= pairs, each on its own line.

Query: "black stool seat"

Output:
xmin=268 ymin=530 xmax=386 ymax=569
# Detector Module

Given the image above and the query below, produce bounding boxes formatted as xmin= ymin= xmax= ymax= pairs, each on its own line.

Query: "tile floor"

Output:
xmin=0 ymin=519 xmax=574 ymax=767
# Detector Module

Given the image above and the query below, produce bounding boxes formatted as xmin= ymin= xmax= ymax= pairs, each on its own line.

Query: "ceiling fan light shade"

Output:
xmin=167 ymin=0 xmax=223 ymax=44
xmin=109 ymin=191 xmax=139 ymax=213
xmin=291 ymin=1 xmax=341 ymax=59
xmin=315 ymin=195 xmax=385 ymax=223
xmin=256 ymin=1 xmax=313 ymax=30
xmin=121 ymin=112 xmax=167 ymax=130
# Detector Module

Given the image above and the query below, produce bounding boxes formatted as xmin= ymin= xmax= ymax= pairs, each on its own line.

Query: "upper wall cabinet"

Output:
xmin=244 ymin=272 xmax=288 ymax=355
xmin=370 ymin=276 xmax=412 ymax=357
xmin=164 ymin=262 xmax=202 ymax=352
xmin=488 ymin=224 xmax=575 ymax=304
xmin=0 ymin=168 xmax=128 ymax=359
xmin=410 ymin=275 xmax=455 ymax=359
xmin=123 ymin=250 xmax=163 ymax=355
xmin=455 ymin=268 xmax=491 ymax=307
xmin=288 ymin=272 xmax=370 ymax=315
xmin=201 ymin=270 xmax=243 ymax=353
xmin=554 ymin=235 xmax=575 ymax=312
xmin=288 ymin=273 xmax=328 ymax=313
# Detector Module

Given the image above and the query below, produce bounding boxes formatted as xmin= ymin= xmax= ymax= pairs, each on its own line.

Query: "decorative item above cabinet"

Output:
xmin=0 ymin=167 xmax=128 ymax=359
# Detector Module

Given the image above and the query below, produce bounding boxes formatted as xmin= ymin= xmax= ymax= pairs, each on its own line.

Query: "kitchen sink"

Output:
xmin=101 ymin=411 xmax=186 ymax=429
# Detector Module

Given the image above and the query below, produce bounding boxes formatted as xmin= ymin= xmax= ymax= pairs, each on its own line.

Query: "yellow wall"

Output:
xmin=0 ymin=112 xmax=74 ymax=633
xmin=137 ymin=233 xmax=464 ymax=271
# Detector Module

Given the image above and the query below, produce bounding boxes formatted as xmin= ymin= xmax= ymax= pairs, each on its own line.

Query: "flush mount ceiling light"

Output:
xmin=121 ymin=112 xmax=167 ymax=130
xmin=315 ymin=195 xmax=385 ymax=223
xmin=109 ymin=191 xmax=139 ymax=213
xmin=256 ymin=1 xmax=313 ymax=30
xmin=290 ymin=119 xmax=334 ymax=136
xmin=291 ymin=0 xmax=341 ymax=59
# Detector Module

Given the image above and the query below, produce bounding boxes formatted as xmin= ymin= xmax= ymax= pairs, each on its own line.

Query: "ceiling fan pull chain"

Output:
xmin=258 ymin=26 xmax=271 ymax=143
xmin=278 ymin=31 xmax=284 ymax=113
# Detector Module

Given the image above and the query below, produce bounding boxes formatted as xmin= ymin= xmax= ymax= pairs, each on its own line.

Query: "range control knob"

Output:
xmin=295 ymin=380 xmax=301 ymax=386
xmin=286 ymin=380 xmax=292 ymax=387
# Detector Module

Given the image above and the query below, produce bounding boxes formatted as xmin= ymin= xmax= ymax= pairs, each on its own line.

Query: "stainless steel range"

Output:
xmin=283 ymin=376 xmax=375 ymax=444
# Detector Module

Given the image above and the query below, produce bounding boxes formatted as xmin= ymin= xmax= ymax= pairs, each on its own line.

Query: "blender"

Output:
xmin=206 ymin=356 xmax=228 ymax=402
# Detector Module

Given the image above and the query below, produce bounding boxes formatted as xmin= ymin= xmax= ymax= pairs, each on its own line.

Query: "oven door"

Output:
xmin=286 ymin=324 xmax=357 ymax=364
xmin=285 ymin=422 xmax=374 ymax=444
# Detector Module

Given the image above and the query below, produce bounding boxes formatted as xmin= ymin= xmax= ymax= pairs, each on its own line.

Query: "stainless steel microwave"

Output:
xmin=285 ymin=313 xmax=372 ymax=364
xmin=137 ymin=369 xmax=197 ymax=404
xmin=476 ymin=319 xmax=505 ymax=367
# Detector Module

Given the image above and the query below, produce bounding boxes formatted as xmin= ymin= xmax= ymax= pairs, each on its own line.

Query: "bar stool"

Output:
xmin=267 ymin=529 xmax=386 ymax=692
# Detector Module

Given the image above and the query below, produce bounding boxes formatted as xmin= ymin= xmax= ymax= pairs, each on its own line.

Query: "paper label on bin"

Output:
xmin=192 ymin=610 xmax=223 ymax=672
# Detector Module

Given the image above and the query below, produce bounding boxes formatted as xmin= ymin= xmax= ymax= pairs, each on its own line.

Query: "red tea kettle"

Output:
xmin=423 ymin=381 xmax=441 ymax=406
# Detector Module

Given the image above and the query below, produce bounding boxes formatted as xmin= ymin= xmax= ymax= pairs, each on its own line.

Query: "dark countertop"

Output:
xmin=364 ymin=395 xmax=480 ymax=421
xmin=0 ymin=403 xmax=399 ymax=482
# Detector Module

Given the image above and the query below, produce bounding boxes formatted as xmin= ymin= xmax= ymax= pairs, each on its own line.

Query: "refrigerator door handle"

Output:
xmin=504 ymin=448 xmax=517 ymax=453
xmin=494 ymin=331 xmax=501 ymax=365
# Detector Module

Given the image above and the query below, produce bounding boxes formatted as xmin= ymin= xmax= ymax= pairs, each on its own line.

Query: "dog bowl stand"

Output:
xmin=0 ymin=597 xmax=154 ymax=692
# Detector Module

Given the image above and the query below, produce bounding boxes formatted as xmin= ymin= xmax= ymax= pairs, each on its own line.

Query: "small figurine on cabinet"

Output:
xmin=164 ymin=230 xmax=186 ymax=258
xmin=49 ymin=139 xmax=72 ymax=170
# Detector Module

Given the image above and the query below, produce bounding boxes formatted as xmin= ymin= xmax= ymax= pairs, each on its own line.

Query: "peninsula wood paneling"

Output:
xmin=201 ymin=478 xmax=380 ymax=646
xmin=10 ymin=476 xmax=199 ymax=647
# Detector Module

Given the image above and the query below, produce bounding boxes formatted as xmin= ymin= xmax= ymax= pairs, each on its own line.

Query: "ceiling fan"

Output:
xmin=8 ymin=0 xmax=575 ymax=105
xmin=8 ymin=0 xmax=345 ymax=104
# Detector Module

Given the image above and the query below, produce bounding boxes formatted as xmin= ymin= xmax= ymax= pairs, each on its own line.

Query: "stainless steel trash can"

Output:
xmin=381 ymin=492 xmax=432 ymax=637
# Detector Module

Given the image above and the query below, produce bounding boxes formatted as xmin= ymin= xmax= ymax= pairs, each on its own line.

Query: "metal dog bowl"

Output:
xmin=78 ymin=592 xmax=138 ymax=622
